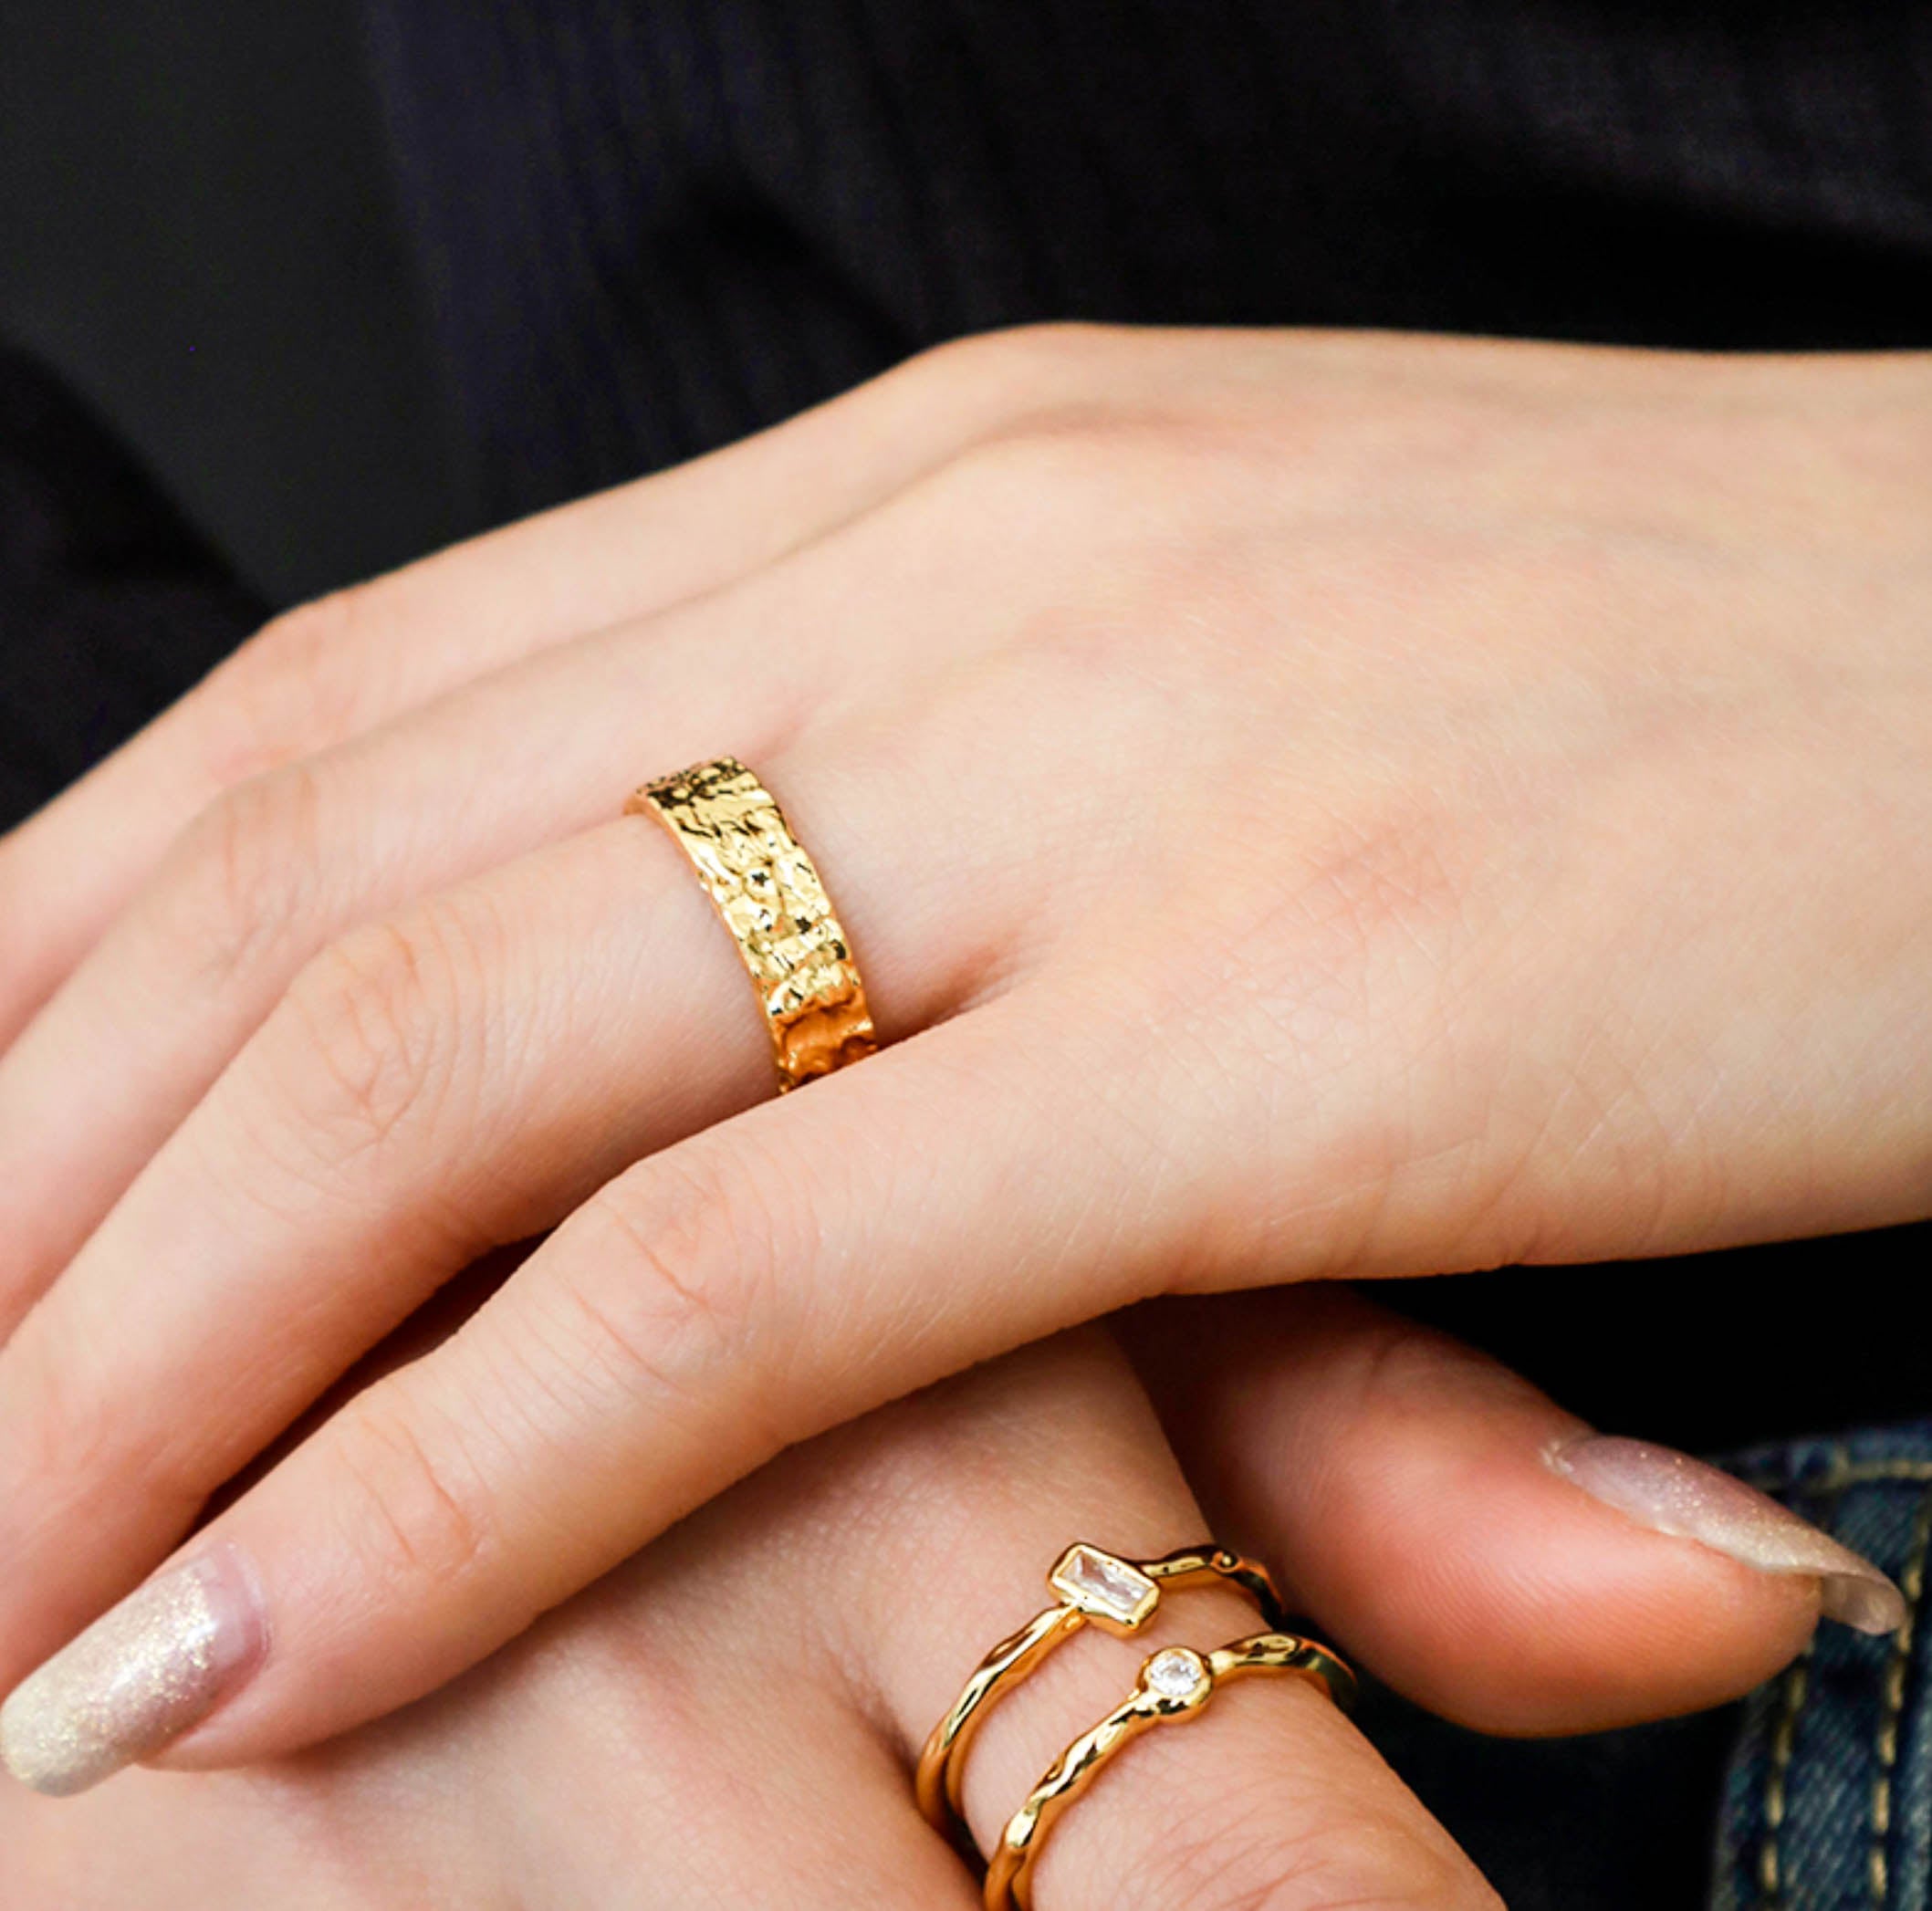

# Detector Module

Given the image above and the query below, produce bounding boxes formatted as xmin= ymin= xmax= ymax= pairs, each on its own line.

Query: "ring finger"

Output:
xmin=0 ymin=517 xmax=888 ymax=1337
xmin=0 ymin=591 xmax=1043 ymax=1675
xmin=0 ymin=327 xmax=1079 ymax=1060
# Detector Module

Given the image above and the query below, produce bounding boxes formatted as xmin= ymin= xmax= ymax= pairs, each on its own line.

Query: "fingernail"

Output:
xmin=1549 ymin=1436 xmax=1906 ymax=1636
xmin=0 ymin=1547 xmax=266 ymax=1796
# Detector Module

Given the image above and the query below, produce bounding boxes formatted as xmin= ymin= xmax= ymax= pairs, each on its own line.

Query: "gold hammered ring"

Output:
xmin=628 ymin=757 xmax=877 ymax=1092
xmin=915 ymin=1543 xmax=1289 ymax=1836
xmin=982 ymin=1631 xmax=1358 ymax=1911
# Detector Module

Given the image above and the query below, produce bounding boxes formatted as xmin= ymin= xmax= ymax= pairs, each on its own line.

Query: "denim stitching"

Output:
xmin=1822 ymin=1464 xmax=1932 ymax=1488
xmin=1868 ymin=1483 xmax=1932 ymax=1907
xmin=1736 ymin=1463 xmax=1932 ymax=1495
xmin=1716 ymin=1442 xmax=1932 ymax=1911
xmin=1759 ymin=1458 xmax=1851 ymax=1909
xmin=1761 ymin=1645 xmax=1814 ymax=1907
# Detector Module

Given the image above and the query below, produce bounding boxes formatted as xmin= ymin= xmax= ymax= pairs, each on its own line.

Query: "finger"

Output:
xmin=0 ymin=326 xmax=1067 ymax=1056
xmin=0 ymin=749 xmax=1008 ymax=1661
xmin=0 ymin=564 xmax=830 ymax=1334
xmin=0 ymin=628 xmax=723 ymax=1333
xmin=0 ymin=1272 xmax=987 ymax=1911
xmin=0 ymin=999 xmax=1185 ymax=1764
xmin=1122 ymin=1285 xmax=1901 ymax=1734
xmin=734 ymin=1330 xmax=1498 ymax=1910
xmin=99 ymin=1331 xmax=1488 ymax=1910
xmin=1 ymin=1624 xmax=979 ymax=1911
xmin=0 ymin=359 xmax=1090 ymax=1332
xmin=0 ymin=914 xmax=1875 ymax=1781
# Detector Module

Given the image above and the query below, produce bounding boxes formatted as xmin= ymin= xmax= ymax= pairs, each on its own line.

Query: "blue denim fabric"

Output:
xmin=1711 ymin=1423 xmax=1932 ymax=1911
xmin=1366 ymin=1419 xmax=1932 ymax=1910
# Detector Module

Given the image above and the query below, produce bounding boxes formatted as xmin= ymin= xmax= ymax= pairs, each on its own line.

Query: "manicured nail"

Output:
xmin=0 ymin=1548 xmax=266 ymax=1796
xmin=1549 ymin=1436 xmax=1905 ymax=1635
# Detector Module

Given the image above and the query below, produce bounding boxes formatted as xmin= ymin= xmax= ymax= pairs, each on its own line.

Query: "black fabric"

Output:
xmin=1388 ymin=1223 xmax=1932 ymax=1461
xmin=364 ymin=0 xmax=1932 ymax=545
xmin=1361 ymin=1688 xmax=1744 ymax=1911
xmin=4 ymin=4 xmax=1930 ymax=602
xmin=0 ymin=0 xmax=467 ymax=602
xmin=0 ymin=350 xmax=265 ymax=828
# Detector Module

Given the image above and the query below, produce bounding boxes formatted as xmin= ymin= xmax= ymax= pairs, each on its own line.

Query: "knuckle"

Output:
xmin=943 ymin=410 xmax=1151 ymax=506
xmin=901 ymin=318 xmax=1118 ymax=401
xmin=329 ymin=1393 xmax=498 ymax=1593
xmin=914 ymin=411 xmax=1229 ymax=583
xmin=155 ymin=761 xmax=325 ymax=988
xmin=0 ymin=1305 xmax=207 ymax=1532
xmin=203 ymin=590 xmax=383 ymax=786
xmin=267 ymin=905 xmax=482 ymax=1170
xmin=553 ymin=1154 xmax=779 ymax=1420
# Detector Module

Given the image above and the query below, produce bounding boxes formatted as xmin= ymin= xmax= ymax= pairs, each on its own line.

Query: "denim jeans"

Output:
xmin=1366 ymin=1418 xmax=1932 ymax=1909
xmin=1711 ymin=1424 xmax=1932 ymax=1911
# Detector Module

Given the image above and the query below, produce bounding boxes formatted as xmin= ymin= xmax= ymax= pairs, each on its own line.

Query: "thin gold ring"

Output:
xmin=982 ymin=1632 xmax=1358 ymax=1911
xmin=914 ymin=1543 xmax=1286 ymax=1835
xmin=628 ymin=757 xmax=876 ymax=1091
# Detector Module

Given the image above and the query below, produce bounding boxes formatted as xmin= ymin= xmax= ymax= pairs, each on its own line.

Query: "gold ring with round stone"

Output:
xmin=981 ymin=1631 xmax=1358 ymax=1911
xmin=628 ymin=757 xmax=876 ymax=1092
xmin=914 ymin=1542 xmax=1288 ymax=1836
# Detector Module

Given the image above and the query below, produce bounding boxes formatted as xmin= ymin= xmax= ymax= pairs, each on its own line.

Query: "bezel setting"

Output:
xmin=1049 ymin=1543 xmax=1161 ymax=1634
xmin=1143 ymin=1646 xmax=1212 ymax=1705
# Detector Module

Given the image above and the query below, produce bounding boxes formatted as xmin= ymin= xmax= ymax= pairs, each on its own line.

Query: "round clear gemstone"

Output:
xmin=1145 ymin=1648 xmax=1206 ymax=1700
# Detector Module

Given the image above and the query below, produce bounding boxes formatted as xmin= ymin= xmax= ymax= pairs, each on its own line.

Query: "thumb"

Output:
xmin=1123 ymin=1283 xmax=1902 ymax=1735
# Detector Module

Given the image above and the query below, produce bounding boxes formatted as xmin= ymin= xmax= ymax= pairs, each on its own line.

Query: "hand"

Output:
xmin=13 ymin=1327 xmax=1497 ymax=1908
xmin=0 ymin=326 xmax=1921 ymax=1775
xmin=0 ymin=1312 xmax=1845 ymax=1907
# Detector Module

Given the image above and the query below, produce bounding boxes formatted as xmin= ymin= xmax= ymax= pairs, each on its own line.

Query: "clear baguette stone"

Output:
xmin=1145 ymin=1648 xmax=1209 ymax=1700
xmin=1050 ymin=1545 xmax=1159 ymax=1627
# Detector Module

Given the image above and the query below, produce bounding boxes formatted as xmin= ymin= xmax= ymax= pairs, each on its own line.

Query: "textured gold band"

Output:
xmin=629 ymin=757 xmax=876 ymax=1092
xmin=982 ymin=1632 xmax=1358 ymax=1911
xmin=914 ymin=1543 xmax=1287 ymax=1837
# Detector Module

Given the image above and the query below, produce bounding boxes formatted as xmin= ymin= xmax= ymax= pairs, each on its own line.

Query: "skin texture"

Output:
xmin=0 ymin=326 xmax=1924 ymax=1793
xmin=0 ymin=1317 xmax=1834 ymax=1910
xmin=0 ymin=1331 xmax=1509 ymax=1911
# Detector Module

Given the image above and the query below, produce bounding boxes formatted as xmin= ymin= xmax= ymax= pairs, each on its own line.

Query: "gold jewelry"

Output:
xmin=915 ymin=1543 xmax=1285 ymax=1834
xmin=629 ymin=757 xmax=876 ymax=1091
xmin=982 ymin=1632 xmax=1357 ymax=1911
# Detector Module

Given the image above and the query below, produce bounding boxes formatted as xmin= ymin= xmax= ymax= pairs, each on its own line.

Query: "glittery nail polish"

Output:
xmin=1549 ymin=1435 xmax=1906 ymax=1635
xmin=0 ymin=1547 xmax=266 ymax=1796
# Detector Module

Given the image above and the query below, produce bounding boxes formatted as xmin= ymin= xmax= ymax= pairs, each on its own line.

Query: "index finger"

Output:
xmin=1 ymin=998 xmax=1155 ymax=1775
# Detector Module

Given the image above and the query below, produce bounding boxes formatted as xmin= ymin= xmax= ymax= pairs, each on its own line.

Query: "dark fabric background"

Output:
xmin=359 ymin=0 xmax=1932 ymax=545
xmin=3 ymin=2 xmax=1928 ymax=602
xmin=0 ymin=350 xmax=264 ymax=823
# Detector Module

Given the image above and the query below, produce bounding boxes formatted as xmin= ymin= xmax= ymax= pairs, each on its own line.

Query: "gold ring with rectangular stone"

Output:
xmin=914 ymin=1542 xmax=1288 ymax=1837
